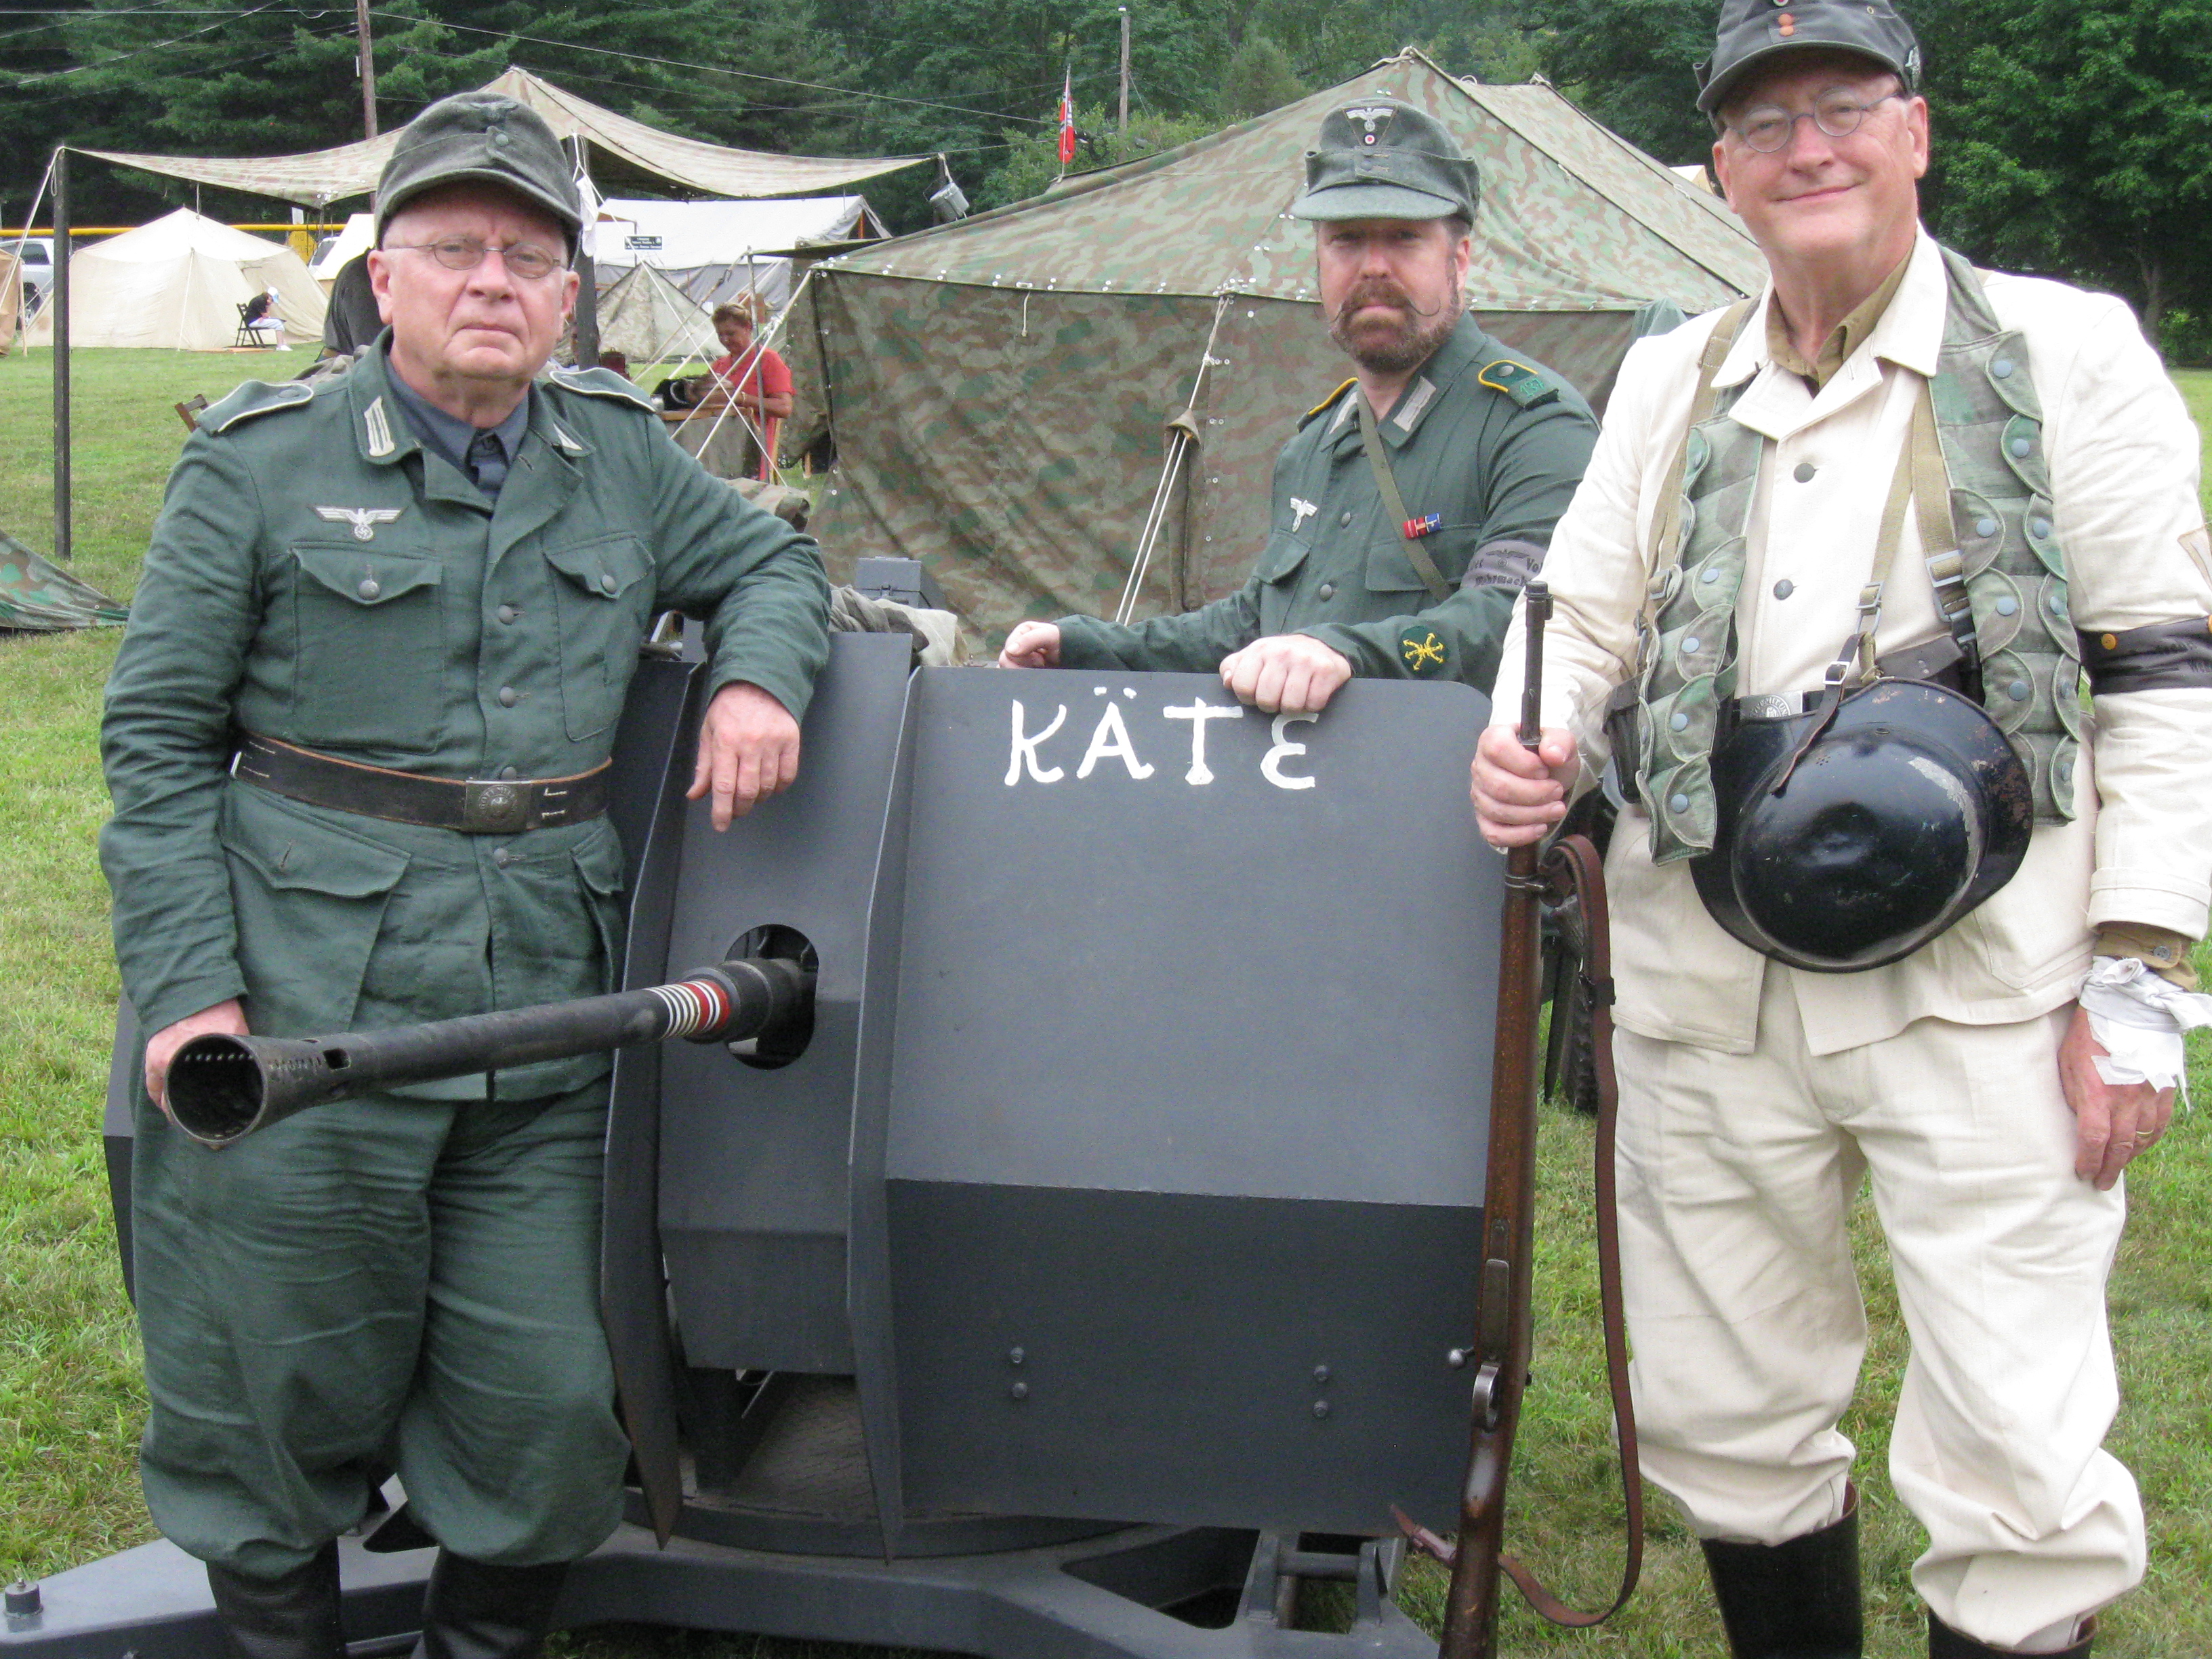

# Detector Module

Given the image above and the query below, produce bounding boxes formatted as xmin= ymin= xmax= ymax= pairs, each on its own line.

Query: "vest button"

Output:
xmin=1975 ymin=516 xmax=1999 ymax=539
xmin=1669 ymin=711 xmax=1690 ymax=731
xmin=1774 ymin=579 xmax=1795 ymax=599
xmin=1668 ymin=792 xmax=1692 ymax=815
xmin=498 ymin=686 xmax=518 ymax=707
xmin=2029 ymin=516 xmax=2051 ymax=538
xmin=1994 ymin=596 xmax=2018 ymax=617
xmin=1317 ymin=581 xmax=1336 ymax=600
xmin=1992 ymin=357 xmax=2015 ymax=378
xmin=1681 ymin=634 xmax=1702 ymax=653
xmin=1792 ymin=462 xmax=1816 ymax=483
xmin=1700 ymin=566 xmax=1720 ymax=583
xmin=2007 ymin=680 xmax=2031 ymax=701
xmin=357 ymin=579 xmax=380 ymax=600
xmin=2049 ymin=593 xmax=2068 ymax=615
xmin=2009 ymin=436 xmax=2032 ymax=458
xmin=497 ymin=605 xmax=518 ymax=623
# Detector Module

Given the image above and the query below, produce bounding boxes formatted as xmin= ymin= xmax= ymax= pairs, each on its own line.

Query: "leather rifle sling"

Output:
xmin=1356 ymin=392 xmax=1451 ymax=605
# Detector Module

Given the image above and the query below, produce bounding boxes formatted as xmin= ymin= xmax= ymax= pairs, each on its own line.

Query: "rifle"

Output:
xmin=1398 ymin=581 xmax=1642 ymax=1656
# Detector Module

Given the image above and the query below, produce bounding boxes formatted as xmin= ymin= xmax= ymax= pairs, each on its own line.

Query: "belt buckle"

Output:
xmin=462 ymin=779 xmax=531 ymax=834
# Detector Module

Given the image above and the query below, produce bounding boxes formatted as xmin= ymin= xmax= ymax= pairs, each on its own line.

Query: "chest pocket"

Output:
xmin=1363 ymin=527 xmax=1475 ymax=600
xmin=543 ymin=535 xmax=653 ymax=741
xmin=288 ymin=544 xmax=446 ymax=751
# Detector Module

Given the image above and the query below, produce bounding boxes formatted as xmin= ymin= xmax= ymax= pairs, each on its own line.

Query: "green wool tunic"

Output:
xmin=100 ymin=340 xmax=830 ymax=1576
xmin=1055 ymin=312 xmax=1598 ymax=695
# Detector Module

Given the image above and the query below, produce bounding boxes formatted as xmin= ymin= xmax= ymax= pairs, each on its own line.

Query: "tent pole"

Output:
xmin=571 ymin=138 xmax=600 ymax=367
xmin=52 ymin=147 xmax=70 ymax=563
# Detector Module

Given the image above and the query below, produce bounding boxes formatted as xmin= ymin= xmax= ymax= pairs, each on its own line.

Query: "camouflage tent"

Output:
xmin=782 ymin=50 xmax=1765 ymax=647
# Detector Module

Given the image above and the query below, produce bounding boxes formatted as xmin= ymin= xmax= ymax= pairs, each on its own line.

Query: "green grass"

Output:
xmin=3 ymin=349 xmax=2211 ymax=1655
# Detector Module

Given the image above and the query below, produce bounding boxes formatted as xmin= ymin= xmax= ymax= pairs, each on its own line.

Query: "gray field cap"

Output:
xmin=1697 ymin=0 xmax=1921 ymax=115
xmin=375 ymin=92 xmax=583 ymax=247
xmin=1290 ymin=100 xmax=1479 ymax=223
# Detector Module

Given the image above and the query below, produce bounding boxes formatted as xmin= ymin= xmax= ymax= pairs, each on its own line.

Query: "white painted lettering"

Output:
xmin=1260 ymin=712 xmax=1319 ymax=791
xmin=1162 ymin=700 xmax=1246 ymax=785
xmin=1006 ymin=700 xmax=1068 ymax=785
xmin=1075 ymin=702 xmax=1156 ymax=780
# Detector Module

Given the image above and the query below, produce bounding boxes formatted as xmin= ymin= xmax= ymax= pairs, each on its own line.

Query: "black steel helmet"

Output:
xmin=1692 ymin=680 xmax=2034 ymax=972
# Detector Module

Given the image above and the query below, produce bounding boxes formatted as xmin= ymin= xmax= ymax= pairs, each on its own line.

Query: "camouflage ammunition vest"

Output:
xmin=1633 ymin=247 xmax=2081 ymax=863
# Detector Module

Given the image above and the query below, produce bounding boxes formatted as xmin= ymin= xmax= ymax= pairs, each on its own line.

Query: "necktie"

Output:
xmin=465 ymin=430 xmax=508 ymax=495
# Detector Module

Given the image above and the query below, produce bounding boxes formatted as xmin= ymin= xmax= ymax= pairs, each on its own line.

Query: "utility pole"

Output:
xmin=355 ymin=0 xmax=378 ymax=139
xmin=1115 ymin=7 xmax=1132 ymax=133
xmin=51 ymin=148 xmax=70 ymax=563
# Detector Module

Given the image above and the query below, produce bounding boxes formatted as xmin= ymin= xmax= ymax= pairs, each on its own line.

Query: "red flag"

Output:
xmin=1057 ymin=69 xmax=1077 ymax=165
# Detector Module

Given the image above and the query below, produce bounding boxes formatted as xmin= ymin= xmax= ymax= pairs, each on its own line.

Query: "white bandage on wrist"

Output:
xmin=2080 ymin=956 xmax=2212 ymax=1092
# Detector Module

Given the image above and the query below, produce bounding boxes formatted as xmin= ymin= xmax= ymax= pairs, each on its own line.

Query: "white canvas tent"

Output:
xmin=28 ymin=208 xmax=325 ymax=350
xmin=309 ymin=212 xmax=375 ymax=287
xmin=588 ymin=195 xmax=885 ymax=314
xmin=596 ymin=262 xmax=720 ymax=364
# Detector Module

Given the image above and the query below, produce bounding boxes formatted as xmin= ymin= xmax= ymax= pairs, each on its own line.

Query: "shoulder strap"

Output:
xmin=1647 ymin=298 xmax=1757 ymax=578
xmin=1356 ymin=393 xmax=1452 ymax=606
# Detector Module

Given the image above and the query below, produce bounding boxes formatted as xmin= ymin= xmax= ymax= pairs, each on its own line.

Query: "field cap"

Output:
xmin=1290 ymin=100 xmax=1479 ymax=223
xmin=1697 ymin=0 xmax=1921 ymax=115
xmin=375 ymin=93 xmax=583 ymax=247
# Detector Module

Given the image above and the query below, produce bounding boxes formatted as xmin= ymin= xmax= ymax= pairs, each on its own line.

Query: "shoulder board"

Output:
xmin=1298 ymin=378 xmax=1357 ymax=429
xmin=543 ymin=364 xmax=658 ymax=413
xmin=202 ymin=379 xmax=317 ymax=435
xmin=1477 ymin=358 xmax=1558 ymax=409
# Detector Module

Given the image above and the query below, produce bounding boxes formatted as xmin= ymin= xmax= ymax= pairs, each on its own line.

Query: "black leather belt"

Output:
xmin=231 ymin=733 xmax=610 ymax=834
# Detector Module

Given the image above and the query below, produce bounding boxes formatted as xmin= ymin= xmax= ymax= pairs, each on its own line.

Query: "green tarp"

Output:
xmin=784 ymin=49 xmax=1766 ymax=648
xmin=1 ymin=531 xmax=127 ymax=631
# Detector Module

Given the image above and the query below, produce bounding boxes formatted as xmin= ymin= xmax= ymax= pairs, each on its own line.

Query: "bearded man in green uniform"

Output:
xmin=99 ymin=94 xmax=830 ymax=1659
xmin=998 ymin=98 xmax=1598 ymax=708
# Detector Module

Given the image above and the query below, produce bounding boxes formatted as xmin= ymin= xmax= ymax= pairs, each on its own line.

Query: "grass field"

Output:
xmin=3 ymin=348 xmax=2211 ymax=1657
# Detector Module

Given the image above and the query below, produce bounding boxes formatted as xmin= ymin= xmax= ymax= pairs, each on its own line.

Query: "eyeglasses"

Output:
xmin=1729 ymin=89 xmax=1902 ymax=153
xmin=394 ymin=237 xmax=567 ymax=281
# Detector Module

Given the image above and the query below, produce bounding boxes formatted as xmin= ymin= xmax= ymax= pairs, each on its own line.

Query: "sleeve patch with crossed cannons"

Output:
xmin=1399 ymin=626 xmax=1448 ymax=677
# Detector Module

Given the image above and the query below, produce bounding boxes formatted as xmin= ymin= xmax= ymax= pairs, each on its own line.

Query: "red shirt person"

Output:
xmin=707 ymin=300 xmax=794 ymax=480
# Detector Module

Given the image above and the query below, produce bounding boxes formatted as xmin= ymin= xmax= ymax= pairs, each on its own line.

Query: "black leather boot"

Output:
xmin=1700 ymin=1496 xmax=1863 ymax=1658
xmin=413 ymin=1552 xmax=569 ymax=1659
xmin=205 ymin=1542 xmax=344 ymax=1659
xmin=1929 ymin=1610 xmax=2093 ymax=1658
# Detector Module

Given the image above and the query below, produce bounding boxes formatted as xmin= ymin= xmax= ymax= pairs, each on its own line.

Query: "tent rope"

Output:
xmin=668 ymin=263 xmax=815 ymax=472
xmin=1113 ymin=289 xmax=1233 ymax=628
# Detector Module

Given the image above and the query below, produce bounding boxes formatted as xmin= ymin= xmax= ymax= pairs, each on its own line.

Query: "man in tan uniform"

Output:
xmin=1473 ymin=4 xmax=2212 ymax=1656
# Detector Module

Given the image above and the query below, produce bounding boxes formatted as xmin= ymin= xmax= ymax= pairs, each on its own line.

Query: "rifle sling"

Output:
xmin=1356 ymin=393 xmax=1452 ymax=605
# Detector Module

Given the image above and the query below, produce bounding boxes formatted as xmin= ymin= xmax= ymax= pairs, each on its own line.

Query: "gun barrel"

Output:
xmin=166 ymin=957 xmax=811 ymax=1149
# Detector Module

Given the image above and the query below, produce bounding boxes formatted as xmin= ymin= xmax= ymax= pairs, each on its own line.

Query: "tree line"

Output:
xmin=5 ymin=0 xmax=2210 ymax=354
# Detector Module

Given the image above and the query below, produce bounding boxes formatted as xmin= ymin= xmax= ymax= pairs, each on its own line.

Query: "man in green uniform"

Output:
xmin=998 ymin=98 xmax=1598 ymax=708
xmin=98 ymin=94 xmax=830 ymax=1659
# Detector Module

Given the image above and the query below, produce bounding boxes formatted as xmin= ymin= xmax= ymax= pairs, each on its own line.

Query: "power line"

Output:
xmin=7 ymin=1 xmax=275 ymax=80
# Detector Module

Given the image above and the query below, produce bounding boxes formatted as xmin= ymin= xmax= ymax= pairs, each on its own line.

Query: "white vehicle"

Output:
xmin=12 ymin=236 xmax=53 ymax=311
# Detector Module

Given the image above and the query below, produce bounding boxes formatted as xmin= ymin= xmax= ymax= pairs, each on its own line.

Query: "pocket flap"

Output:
xmin=1365 ymin=540 xmax=1438 ymax=594
xmin=1259 ymin=531 xmax=1311 ymax=585
xmin=544 ymin=535 xmax=651 ymax=600
xmin=222 ymin=787 xmax=411 ymax=897
xmin=293 ymin=544 xmax=443 ymax=607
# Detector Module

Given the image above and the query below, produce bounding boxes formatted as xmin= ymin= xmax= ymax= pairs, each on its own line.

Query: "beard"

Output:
xmin=1326 ymin=279 xmax=1464 ymax=375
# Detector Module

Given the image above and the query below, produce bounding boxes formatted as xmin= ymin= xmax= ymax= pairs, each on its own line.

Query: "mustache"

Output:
xmin=1328 ymin=281 xmax=1452 ymax=326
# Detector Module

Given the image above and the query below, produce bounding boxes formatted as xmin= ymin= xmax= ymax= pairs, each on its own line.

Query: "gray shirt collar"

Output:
xmin=381 ymin=367 xmax=532 ymax=498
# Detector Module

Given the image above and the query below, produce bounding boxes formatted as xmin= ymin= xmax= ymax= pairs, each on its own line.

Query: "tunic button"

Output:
xmin=357 ymin=578 xmax=380 ymax=600
xmin=600 ymin=573 xmax=618 ymax=594
xmin=1317 ymin=581 xmax=1336 ymax=600
xmin=1994 ymin=596 xmax=2018 ymax=617
xmin=1975 ymin=516 xmax=1999 ymax=539
xmin=499 ymin=765 xmax=520 ymax=781
xmin=1792 ymin=462 xmax=1816 ymax=483
xmin=1339 ymin=511 xmax=1352 ymax=527
xmin=1774 ymin=579 xmax=1795 ymax=599
xmin=498 ymin=686 xmax=518 ymax=707
xmin=497 ymin=605 xmax=518 ymax=623
xmin=493 ymin=848 xmax=511 ymax=867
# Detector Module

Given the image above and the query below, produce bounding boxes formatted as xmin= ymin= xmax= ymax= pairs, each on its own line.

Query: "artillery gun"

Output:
xmin=11 ymin=596 xmax=1559 ymax=1659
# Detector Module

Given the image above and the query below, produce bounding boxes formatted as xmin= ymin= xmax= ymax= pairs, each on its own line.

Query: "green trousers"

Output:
xmin=131 ymin=1080 xmax=629 ymax=1578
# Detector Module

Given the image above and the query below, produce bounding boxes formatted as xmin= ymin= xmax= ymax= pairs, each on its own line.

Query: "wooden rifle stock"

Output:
xmin=1419 ymin=583 xmax=1643 ymax=1657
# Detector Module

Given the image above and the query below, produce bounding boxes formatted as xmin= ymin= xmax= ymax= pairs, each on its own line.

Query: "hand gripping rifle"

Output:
xmin=1397 ymin=581 xmax=1643 ymax=1656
